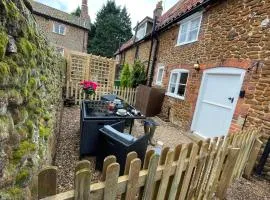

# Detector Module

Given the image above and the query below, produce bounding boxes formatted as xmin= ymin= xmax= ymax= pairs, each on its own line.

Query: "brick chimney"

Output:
xmin=81 ymin=0 xmax=90 ymax=20
xmin=153 ymin=1 xmax=163 ymax=19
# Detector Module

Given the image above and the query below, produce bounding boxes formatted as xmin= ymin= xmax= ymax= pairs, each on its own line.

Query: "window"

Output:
xmin=53 ymin=23 xmax=66 ymax=35
xmin=166 ymin=69 xmax=189 ymax=99
xmin=136 ymin=23 xmax=147 ymax=41
xmin=177 ymin=12 xmax=202 ymax=45
xmin=156 ymin=66 xmax=164 ymax=85
xmin=56 ymin=47 xmax=64 ymax=56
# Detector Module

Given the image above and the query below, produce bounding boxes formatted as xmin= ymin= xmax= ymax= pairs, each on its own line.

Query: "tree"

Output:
xmin=131 ymin=60 xmax=146 ymax=87
xmin=120 ymin=63 xmax=131 ymax=87
xmin=88 ymin=1 xmax=132 ymax=57
xmin=71 ymin=6 xmax=81 ymax=17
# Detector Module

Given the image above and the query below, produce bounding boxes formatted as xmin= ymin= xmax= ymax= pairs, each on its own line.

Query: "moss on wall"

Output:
xmin=0 ymin=0 xmax=65 ymax=199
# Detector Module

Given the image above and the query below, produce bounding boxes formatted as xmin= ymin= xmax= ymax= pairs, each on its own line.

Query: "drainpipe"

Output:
xmin=146 ymin=17 xmax=159 ymax=87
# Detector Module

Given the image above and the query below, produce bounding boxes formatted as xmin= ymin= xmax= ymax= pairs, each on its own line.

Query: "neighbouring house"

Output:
xmin=115 ymin=2 xmax=163 ymax=79
xmin=30 ymin=0 xmax=91 ymax=55
xmin=117 ymin=0 xmax=270 ymax=175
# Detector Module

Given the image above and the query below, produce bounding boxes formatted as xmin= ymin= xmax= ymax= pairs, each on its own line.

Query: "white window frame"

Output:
xmin=166 ymin=69 xmax=189 ymax=100
xmin=53 ymin=23 xmax=66 ymax=35
xmin=176 ymin=12 xmax=203 ymax=46
xmin=155 ymin=65 xmax=165 ymax=86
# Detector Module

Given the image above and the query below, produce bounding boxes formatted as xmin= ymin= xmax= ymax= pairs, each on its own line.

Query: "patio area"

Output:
xmin=54 ymin=106 xmax=194 ymax=192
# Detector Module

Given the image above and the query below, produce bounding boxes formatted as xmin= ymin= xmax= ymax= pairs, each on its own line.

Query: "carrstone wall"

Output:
xmin=0 ymin=0 xmax=64 ymax=198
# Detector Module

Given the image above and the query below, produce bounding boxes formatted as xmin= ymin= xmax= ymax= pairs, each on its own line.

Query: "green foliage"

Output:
xmin=13 ymin=141 xmax=36 ymax=163
xmin=131 ymin=60 xmax=147 ymax=87
xmin=120 ymin=63 xmax=131 ymax=87
xmin=71 ymin=6 xmax=81 ymax=17
xmin=0 ymin=187 xmax=23 ymax=199
xmin=39 ymin=125 xmax=51 ymax=140
xmin=25 ymin=120 xmax=34 ymax=138
xmin=8 ymin=89 xmax=23 ymax=105
xmin=17 ymin=37 xmax=37 ymax=58
xmin=0 ymin=61 xmax=10 ymax=83
xmin=15 ymin=167 xmax=30 ymax=186
xmin=88 ymin=1 xmax=132 ymax=57
xmin=0 ymin=31 xmax=8 ymax=59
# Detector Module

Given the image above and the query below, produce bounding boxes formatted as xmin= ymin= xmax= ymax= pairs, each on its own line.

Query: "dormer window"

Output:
xmin=53 ymin=23 xmax=66 ymax=35
xmin=177 ymin=12 xmax=202 ymax=46
xmin=136 ymin=23 xmax=147 ymax=41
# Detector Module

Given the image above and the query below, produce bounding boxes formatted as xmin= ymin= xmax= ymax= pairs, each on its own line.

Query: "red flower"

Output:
xmin=80 ymin=80 xmax=98 ymax=91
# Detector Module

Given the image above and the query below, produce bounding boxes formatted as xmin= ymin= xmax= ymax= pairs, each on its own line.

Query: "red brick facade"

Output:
xmin=120 ymin=0 xmax=270 ymax=174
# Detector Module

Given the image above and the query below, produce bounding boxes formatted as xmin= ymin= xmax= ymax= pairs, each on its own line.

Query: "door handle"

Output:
xmin=228 ymin=97 xmax=234 ymax=103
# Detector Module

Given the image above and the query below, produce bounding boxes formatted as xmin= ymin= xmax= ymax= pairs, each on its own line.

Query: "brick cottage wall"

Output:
xmin=153 ymin=0 xmax=270 ymax=160
xmin=121 ymin=40 xmax=152 ymax=68
xmin=34 ymin=15 xmax=88 ymax=53
xmin=153 ymin=0 xmax=270 ymax=174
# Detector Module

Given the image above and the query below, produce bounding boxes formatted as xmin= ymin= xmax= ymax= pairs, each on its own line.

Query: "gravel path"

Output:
xmin=226 ymin=177 xmax=270 ymax=199
xmin=53 ymin=106 xmax=270 ymax=198
xmin=53 ymin=106 xmax=100 ymax=193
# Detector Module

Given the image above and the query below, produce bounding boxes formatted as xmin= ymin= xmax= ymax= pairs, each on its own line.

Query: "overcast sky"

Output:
xmin=35 ymin=0 xmax=178 ymax=28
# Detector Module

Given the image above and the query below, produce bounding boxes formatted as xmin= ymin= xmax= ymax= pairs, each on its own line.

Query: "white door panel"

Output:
xmin=191 ymin=68 xmax=245 ymax=138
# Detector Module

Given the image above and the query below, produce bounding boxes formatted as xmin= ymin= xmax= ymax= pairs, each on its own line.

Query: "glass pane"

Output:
xmin=177 ymin=85 xmax=186 ymax=96
xmin=54 ymin=24 xmax=59 ymax=32
xmin=60 ymin=26 xmax=65 ymax=34
xmin=170 ymin=83 xmax=176 ymax=93
xmin=179 ymin=73 xmax=188 ymax=84
xmin=157 ymin=68 xmax=164 ymax=82
xmin=179 ymin=23 xmax=188 ymax=43
xmin=188 ymin=29 xmax=198 ymax=41
xmin=190 ymin=17 xmax=200 ymax=30
xmin=170 ymin=73 xmax=178 ymax=84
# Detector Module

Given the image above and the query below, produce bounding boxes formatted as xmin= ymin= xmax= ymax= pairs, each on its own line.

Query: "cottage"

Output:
xmin=30 ymin=0 xmax=91 ymax=55
xmin=116 ymin=0 xmax=270 ymax=171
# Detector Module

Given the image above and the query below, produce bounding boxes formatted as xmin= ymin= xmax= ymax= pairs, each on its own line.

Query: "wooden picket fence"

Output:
xmin=66 ymin=81 xmax=137 ymax=106
xmin=38 ymin=129 xmax=262 ymax=200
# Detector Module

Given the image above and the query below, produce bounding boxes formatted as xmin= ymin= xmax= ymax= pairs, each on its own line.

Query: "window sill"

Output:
xmin=155 ymin=82 xmax=163 ymax=86
xmin=166 ymin=93 xmax=185 ymax=100
xmin=175 ymin=40 xmax=198 ymax=47
xmin=52 ymin=31 xmax=65 ymax=36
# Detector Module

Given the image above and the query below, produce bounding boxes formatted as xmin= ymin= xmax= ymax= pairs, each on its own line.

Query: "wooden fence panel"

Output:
xmin=38 ymin=130 xmax=261 ymax=200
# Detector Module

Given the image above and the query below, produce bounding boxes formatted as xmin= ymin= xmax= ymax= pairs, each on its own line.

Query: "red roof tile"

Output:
xmin=157 ymin=0 xmax=204 ymax=28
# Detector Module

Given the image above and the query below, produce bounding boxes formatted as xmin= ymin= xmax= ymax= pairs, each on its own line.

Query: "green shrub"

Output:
xmin=39 ymin=125 xmax=50 ymax=140
xmin=15 ymin=168 xmax=30 ymax=186
xmin=131 ymin=60 xmax=146 ymax=88
xmin=120 ymin=63 xmax=131 ymax=87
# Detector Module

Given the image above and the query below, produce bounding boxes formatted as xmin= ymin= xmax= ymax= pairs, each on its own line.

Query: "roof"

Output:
xmin=133 ymin=16 xmax=154 ymax=30
xmin=31 ymin=1 xmax=91 ymax=30
xmin=116 ymin=0 xmax=210 ymax=54
xmin=157 ymin=0 xmax=205 ymax=29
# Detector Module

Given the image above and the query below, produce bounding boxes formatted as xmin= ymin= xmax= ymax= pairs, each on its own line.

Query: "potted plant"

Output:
xmin=80 ymin=80 xmax=98 ymax=99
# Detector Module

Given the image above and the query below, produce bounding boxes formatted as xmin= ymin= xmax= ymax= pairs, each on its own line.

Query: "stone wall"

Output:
xmin=122 ymin=40 xmax=151 ymax=68
xmin=153 ymin=0 xmax=270 ymax=175
xmin=34 ymin=14 xmax=88 ymax=53
xmin=0 ymin=0 xmax=64 ymax=199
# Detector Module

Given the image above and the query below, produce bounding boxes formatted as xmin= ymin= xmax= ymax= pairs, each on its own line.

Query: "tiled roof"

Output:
xmin=157 ymin=0 xmax=204 ymax=29
xmin=31 ymin=1 xmax=91 ymax=30
xmin=117 ymin=0 xmax=206 ymax=53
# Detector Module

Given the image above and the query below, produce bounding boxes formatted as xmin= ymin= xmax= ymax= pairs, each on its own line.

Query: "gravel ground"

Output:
xmin=53 ymin=106 xmax=100 ymax=193
xmin=226 ymin=176 xmax=270 ymax=200
xmin=53 ymin=106 xmax=270 ymax=199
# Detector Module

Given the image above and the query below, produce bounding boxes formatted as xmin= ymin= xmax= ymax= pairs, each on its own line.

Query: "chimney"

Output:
xmin=81 ymin=0 xmax=90 ymax=20
xmin=153 ymin=1 xmax=163 ymax=19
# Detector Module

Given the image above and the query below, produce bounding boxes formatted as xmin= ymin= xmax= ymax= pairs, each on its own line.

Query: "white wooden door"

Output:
xmin=191 ymin=68 xmax=245 ymax=138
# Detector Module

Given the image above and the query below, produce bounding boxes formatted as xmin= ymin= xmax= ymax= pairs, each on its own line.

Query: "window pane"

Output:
xmin=170 ymin=73 xmax=178 ymax=84
xmin=179 ymin=23 xmax=188 ymax=43
xmin=177 ymin=85 xmax=186 ymax=96
xmin=157 ymin=68 xmax=164 ymax=82
xmin=170 ymin=83 xmax=176 ymax=93
xmin=60 ymin=26 xmax=65 ymax=34
xmin=179 ymin=73 xmax=188 ymax=84
xmin=190 ymin=17 xmax=200 ymax=30
xmin=188 ymin=29 xmax=198 ymax=41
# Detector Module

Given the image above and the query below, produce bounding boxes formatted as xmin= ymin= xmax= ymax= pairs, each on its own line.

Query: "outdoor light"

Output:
xmin=194 ymin=61 xmax=200 ymax=71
